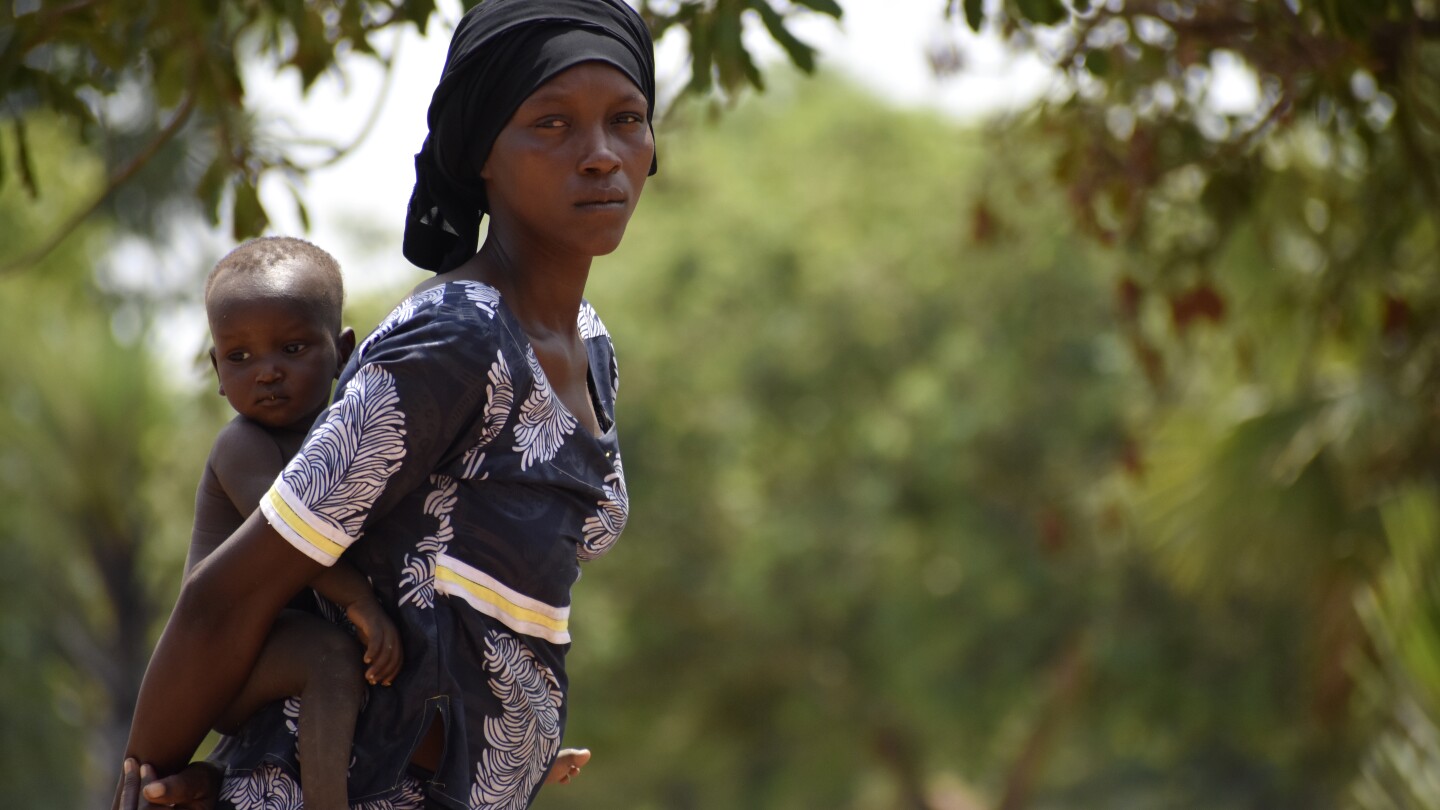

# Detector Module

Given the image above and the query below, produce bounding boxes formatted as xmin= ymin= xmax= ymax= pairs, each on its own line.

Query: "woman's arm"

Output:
xmin=118 ymin=509 xmax=323 ymax=787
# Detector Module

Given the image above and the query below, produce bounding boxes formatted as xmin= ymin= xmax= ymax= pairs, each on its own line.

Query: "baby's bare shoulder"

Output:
xmin=208 ymin=417 xmax=288 ymax=511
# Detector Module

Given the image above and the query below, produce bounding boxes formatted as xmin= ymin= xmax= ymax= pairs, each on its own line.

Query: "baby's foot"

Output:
xmin=547 ymin=748 xmax=592 ymax=785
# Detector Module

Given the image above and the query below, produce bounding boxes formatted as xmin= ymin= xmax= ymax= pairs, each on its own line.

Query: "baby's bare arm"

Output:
xmin=312 ymin=565 xmax=403 ymax=685
xmin=187 ymin=419 xmax=290 ymax=574
xmin=211 ymin=418 xmax=291 ymax=517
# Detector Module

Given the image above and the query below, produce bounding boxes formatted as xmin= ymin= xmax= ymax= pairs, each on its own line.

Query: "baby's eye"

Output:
xmin=226 ymin=351 xmax=251 ymax=363
xmin=284 ymin=343 xmax=307 ymax=354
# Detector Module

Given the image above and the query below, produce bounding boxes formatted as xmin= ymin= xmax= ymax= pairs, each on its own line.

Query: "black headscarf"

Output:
xmin=403 ymin=0 xmax=658 ymax=273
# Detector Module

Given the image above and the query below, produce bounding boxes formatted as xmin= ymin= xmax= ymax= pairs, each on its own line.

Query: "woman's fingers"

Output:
xmin=113 ymin=758 xmax=140 ymax=810
xmin=140 ymin=761 xmax=223 ymax=809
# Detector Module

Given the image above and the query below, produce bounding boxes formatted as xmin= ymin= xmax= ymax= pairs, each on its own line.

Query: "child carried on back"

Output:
xmin=187 ymin=236 xmax=400 ymax=810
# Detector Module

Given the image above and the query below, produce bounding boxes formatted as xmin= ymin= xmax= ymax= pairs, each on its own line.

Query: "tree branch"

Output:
xmin=0 ymin=88 xmax=197 ymax=275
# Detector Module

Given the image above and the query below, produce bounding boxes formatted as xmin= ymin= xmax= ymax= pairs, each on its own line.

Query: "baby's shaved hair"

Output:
xmin=206 ymin=236 xmax=345 ymax=332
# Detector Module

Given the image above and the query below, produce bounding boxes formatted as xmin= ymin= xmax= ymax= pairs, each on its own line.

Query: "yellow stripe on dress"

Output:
xmin=260 ymin=483 xmax=347 ymax=567
xmin=435 ymin=554 xmax=571 ymax=644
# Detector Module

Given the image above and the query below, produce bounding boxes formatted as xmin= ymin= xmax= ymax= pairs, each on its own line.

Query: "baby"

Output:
xmin=187 ymin=236 xmax=399 ymax=810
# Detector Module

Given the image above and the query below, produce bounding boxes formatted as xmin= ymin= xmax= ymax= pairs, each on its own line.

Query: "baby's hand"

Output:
xmin=346 ymin=598 xmax=402 ymax=686
xmin=546 ymin=748 xmax=591 ymax=785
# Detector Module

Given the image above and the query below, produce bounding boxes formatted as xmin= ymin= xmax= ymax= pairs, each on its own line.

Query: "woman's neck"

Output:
xmin=454 ymin=235 xmax=591 ymax=337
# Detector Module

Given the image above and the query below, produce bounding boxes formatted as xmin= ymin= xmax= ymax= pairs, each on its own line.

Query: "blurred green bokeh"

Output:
xmin=4 ymin=2 xmax=1440 ymax=808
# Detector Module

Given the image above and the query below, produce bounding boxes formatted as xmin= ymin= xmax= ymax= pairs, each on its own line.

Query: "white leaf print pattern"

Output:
xmin=512 ymin=347 xmax=575 ymax=471
xmin=283 ymin=696 xmax=302 ymax=740
xmin=576 ymin=300 xmax=608 ymax=340
xmin=469 ymin=630 xmax=562 ymax=810
xmin=357 ymin=287 xmax=445 ymax=361
xmin=461 ymin=280 xmax=501 ymax=318
xmin=350 ymin=775 xmax=427 ymax=810
xmin=283 ymin=365 xmax=407 ymax=540
xmin=399 ymin=474 xmax=457 ymax=609
xmin=580 ymin=454 xmax=628 ymax=561
xmin=461 ymin=350 xmax=514 ymax=479
xmin=219 ymin=763 xmax=302 ymax=810
xmin=220 ymin=764 xmax=425 ymax=810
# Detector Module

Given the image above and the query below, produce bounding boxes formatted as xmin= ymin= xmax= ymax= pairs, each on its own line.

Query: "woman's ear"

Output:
xmin=209 ymin=347 xmax=225 ymax=395
xmin=335 ymin=327 xmax=357 ymax=377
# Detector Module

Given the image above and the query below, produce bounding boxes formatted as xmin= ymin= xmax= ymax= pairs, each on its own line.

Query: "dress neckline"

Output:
xmin=446 ymin=280 xmax=617 ymax=442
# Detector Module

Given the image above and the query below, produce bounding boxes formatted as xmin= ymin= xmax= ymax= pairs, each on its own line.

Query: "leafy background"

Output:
xmin=3 ymin=1 xmax=1439 ymax=808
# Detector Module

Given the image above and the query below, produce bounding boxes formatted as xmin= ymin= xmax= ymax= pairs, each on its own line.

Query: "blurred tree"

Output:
xmin=527 ymin=76 xmax=1358 ymax=810
xmin=0 ymin=0 xmax=839 ymax=269
xmin=1349 ymin=486 xmax=1440 ymax=810
xmin=943 ymin=1 xmax=1440 ymax=805
xmin=0 ymin=114 xmax=219 ymax=806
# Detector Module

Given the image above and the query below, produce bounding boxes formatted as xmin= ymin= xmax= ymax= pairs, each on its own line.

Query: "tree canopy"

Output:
xmin=4 ymin=1 xmax=1440 ymax=808
xmin=0 ymin=0 xmax=841 ymax=269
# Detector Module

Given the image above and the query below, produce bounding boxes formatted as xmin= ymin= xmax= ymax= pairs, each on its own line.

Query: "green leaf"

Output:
xmin=1013 ymin=0 xmax=1067 ymax=26
xmin=153 ymin=50 xmax=188 ymax=108
xmin=686 ymin=13 xmax=715 ymax=95
xmin=750 ymin=0 xmax=817 ymax=74
xmin=1085 ymin=48 xmax=1110 ymax=77
xmin=963 ymin=0 xmax=985 ymax=31
xmin=197 ymin=157 xmax=229 ymax=227
xmin=790 ymin=0 xmax=843 ymax=18
xmin=712 ymin=1 xmax=763 ymax=93
xmin=401 ymin=0 xmax=438 ymax=32
xmin=291 ymin=7 xmax=334 ymax=91
xmin=14 ymin=119 xmax=36 ymax=199
xmin=231 ymin=179 xmax=269 ymax=240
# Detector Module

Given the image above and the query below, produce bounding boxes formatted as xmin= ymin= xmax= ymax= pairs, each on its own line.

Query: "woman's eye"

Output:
xmin=615 ymin=112 xmax=645 ymax=125
xmin=536 ymin=118 xmax=567 ymax=129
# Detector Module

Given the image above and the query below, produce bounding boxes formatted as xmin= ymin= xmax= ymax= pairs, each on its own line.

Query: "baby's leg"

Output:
xmin=546 ymin=748 xmax=591 ymax=784
xmin=215 ymin=609 xmax=366 ymax=810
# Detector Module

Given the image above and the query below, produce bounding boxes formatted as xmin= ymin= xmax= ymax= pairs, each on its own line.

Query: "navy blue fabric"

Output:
xmin=210 ymin=281 xmax=627 ymax=810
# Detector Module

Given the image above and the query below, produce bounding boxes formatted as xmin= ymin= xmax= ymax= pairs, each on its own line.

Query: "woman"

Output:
xmin=114 ymin=1 xmax=656 ymax=807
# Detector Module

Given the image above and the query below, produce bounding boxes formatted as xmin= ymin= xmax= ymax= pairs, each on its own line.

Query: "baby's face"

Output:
xmin=208 ymin=287 xmax=342 ymax=432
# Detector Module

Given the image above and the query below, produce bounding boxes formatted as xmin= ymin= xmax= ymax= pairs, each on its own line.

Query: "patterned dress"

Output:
xmin=210 ymin=280 xmax=628 ymax=810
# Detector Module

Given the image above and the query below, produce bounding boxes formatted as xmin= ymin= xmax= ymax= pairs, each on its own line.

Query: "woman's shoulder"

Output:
xmin=577 ymin=298 xmax=611 ymax=344
xmin=356 ymin=280 xmax=510 ymax=363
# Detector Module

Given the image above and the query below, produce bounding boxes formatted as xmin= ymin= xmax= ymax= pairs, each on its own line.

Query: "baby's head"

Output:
xmin=205 ymin=236 xmax=355 ymax=431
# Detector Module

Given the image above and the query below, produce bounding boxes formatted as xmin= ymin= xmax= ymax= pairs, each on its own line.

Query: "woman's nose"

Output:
xmin=579 ymin=127 xmax=622 ymax=175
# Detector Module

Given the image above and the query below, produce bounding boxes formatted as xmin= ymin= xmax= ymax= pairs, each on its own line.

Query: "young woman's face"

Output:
xmin=480 ymin=61 xmax=654 ymax=258
xmin=208 ymin=278 xmax=346 ymax=432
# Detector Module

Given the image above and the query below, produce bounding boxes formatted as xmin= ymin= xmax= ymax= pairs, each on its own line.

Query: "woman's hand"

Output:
xmin=113 ymin=759 xmax=222 ymax=810
xmin=347 ymin=597 xmax=403 ymax=686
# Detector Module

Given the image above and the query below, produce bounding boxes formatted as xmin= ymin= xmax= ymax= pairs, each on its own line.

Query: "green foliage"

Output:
xmin=946 ymin=3 xmax=1440 ymax=801
xmin=517 ymin=76 xmax=1346 ymax=808
xmin=1349 ymin=489 xmax=1440 ymax=810
xmin=0 ymin=114 xmax=216 ymax=806
xmin=1 ymin=0 xmax=838 ymax=266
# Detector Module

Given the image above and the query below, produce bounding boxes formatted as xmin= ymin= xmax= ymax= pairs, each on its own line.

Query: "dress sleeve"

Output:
xmin=260 ymin=300 xmax=496 ymax=566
